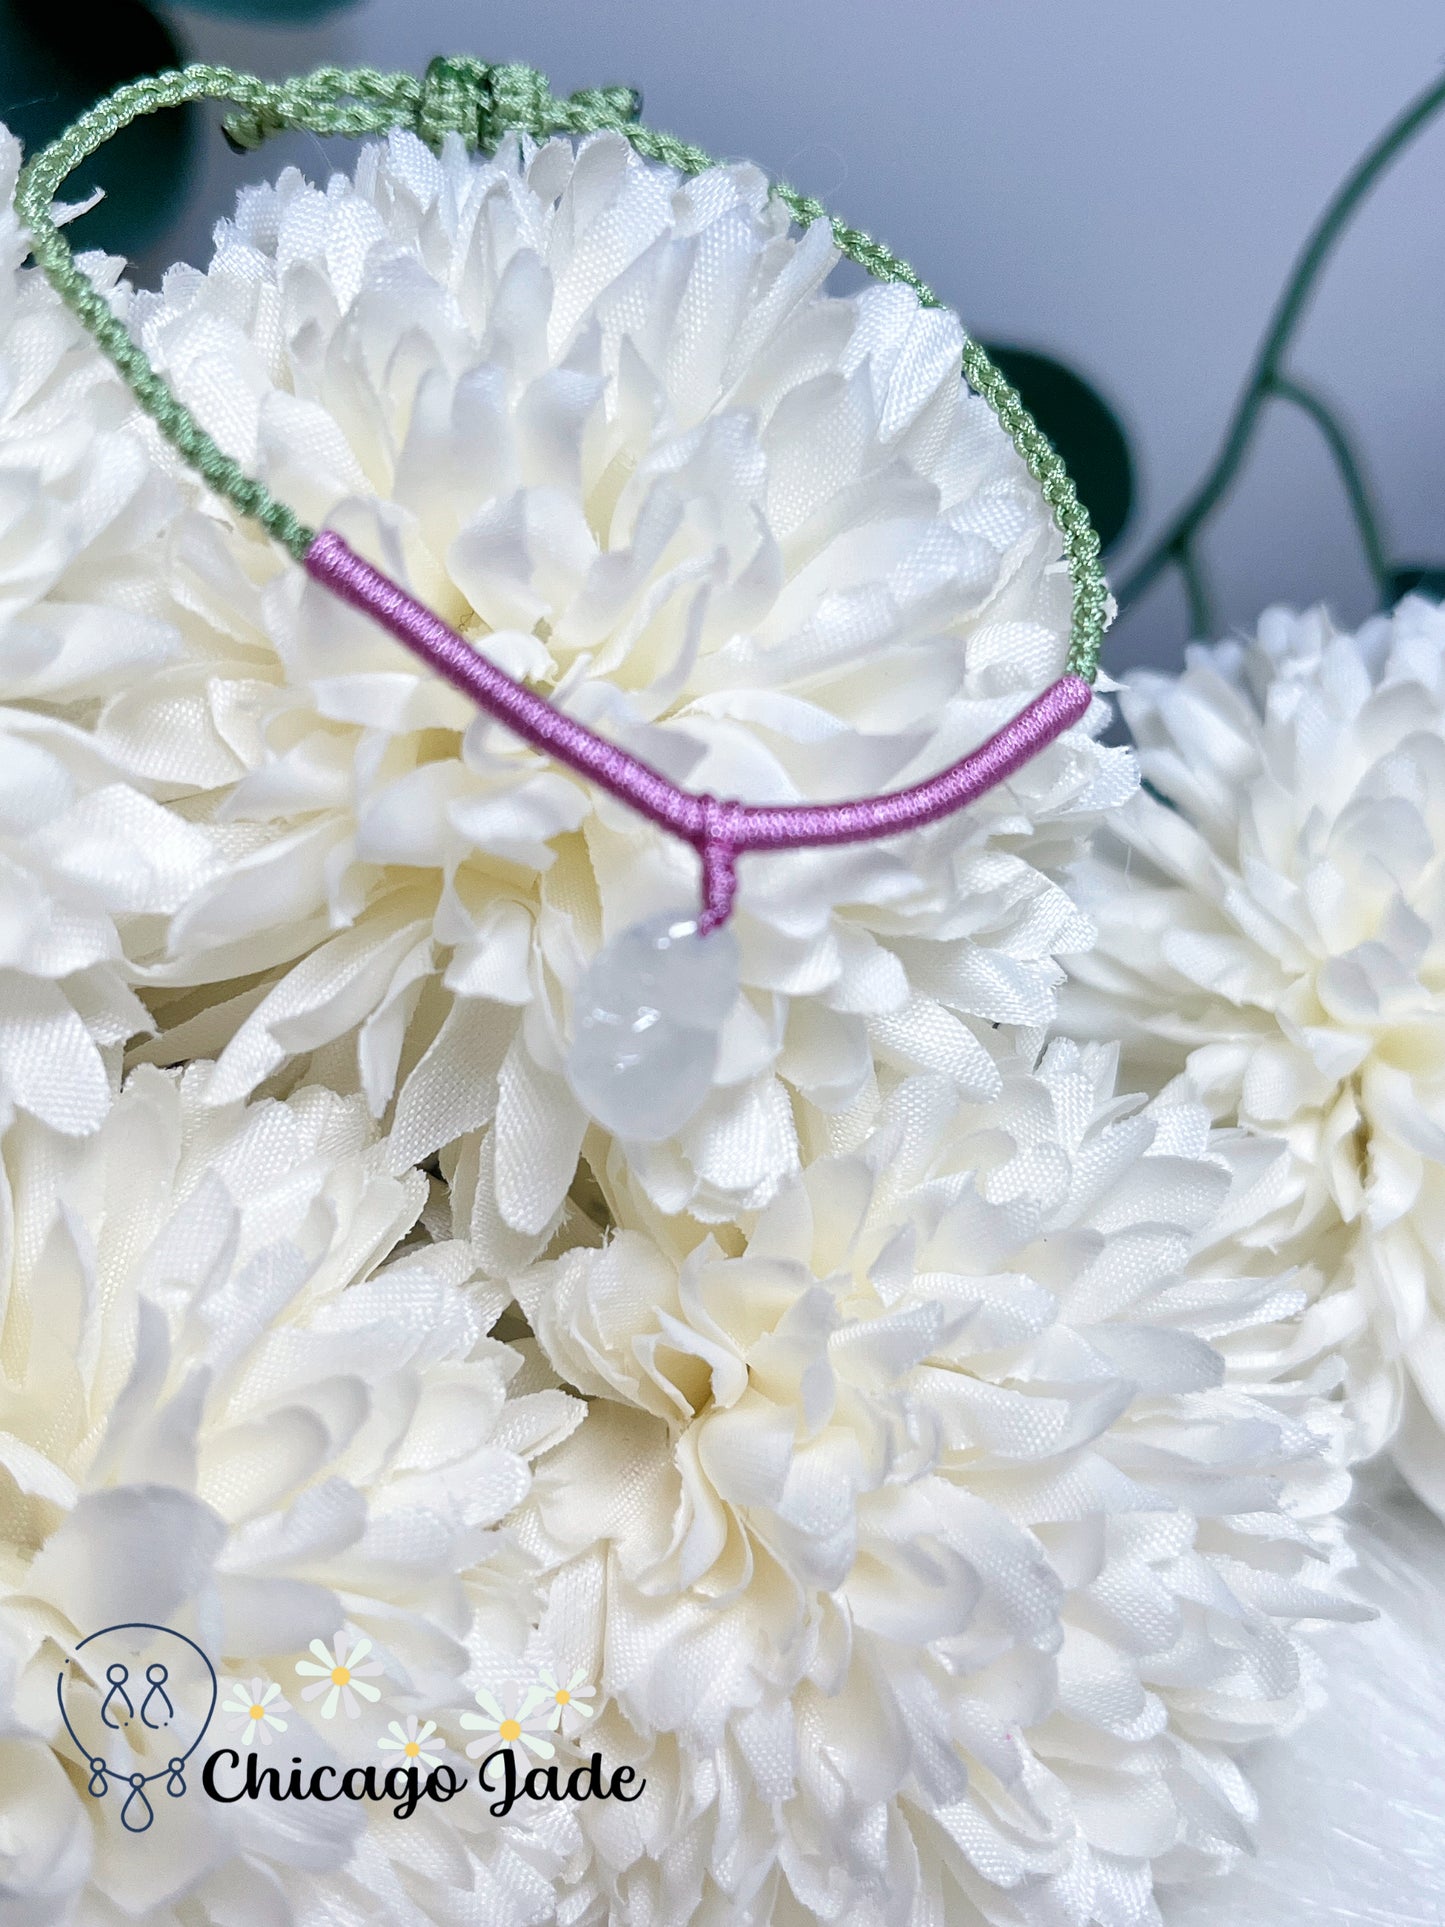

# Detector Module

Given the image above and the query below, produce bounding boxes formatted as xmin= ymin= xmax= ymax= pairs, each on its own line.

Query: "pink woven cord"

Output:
xmin=305 ymin=530 xmax=1093 ymax=930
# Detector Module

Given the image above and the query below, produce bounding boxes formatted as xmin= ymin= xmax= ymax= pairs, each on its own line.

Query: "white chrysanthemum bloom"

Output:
xmin=1063 ymin=599 xmax=1445 ymax=1506
xmin=55 ymin=125 xmax=1136 ymax=1260
xmin=0 ymin=130 xmax=216 ymax=1137
xmin=511 ymin=1040 xmax=1350 ymax=1926
xmin=0 ymin=1061 xmax=581 ymax=1923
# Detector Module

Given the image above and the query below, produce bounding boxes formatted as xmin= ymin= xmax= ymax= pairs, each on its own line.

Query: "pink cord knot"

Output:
xmin=696 ymin=795 xmax=745 ymax=933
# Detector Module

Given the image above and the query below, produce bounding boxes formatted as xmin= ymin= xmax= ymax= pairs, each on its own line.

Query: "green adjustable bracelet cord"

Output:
xmin=13 ymin=56 xmax=1107 ymax=683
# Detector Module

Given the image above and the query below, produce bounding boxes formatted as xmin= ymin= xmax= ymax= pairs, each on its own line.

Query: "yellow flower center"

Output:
xmin=249 ymin=1705 xmax=265 ymax=1722
xmin=330 ymin=1666 xmax=350 ymax=1686
xmin=404 ymin=1741 xmax=420 ymax=1757
xmin=498 ymin=1718 xmax=522 ymax=1742
xmin=554 ymin=1689 xmax=570 ymax=1705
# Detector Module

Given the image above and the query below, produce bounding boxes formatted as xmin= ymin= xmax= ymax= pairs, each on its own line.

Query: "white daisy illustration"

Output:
xmin=294 ymin=1632 xmax=385 ymax=1720
xmin=221 ymin=1677 xmax=289 ymax=1748
xmin=459 ymin=1684 xmax=555 ymax=1761
xmin=536 ymin=1667 xmax=597 ymax=1733
xmin=376 ymin=1716 xmax=445 ymax=1770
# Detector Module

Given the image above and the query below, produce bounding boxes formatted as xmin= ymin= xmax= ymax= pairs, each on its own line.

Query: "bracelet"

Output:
xmin=14 ymin=56 xmax=1105 ymax=935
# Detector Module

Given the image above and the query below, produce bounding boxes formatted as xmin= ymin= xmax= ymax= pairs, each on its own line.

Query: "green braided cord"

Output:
xmin=623 ymin=118 xmax=1107 ymax=679
xmin=15 ymin=58 xmax=1106 ymax=679
xmin=15 ymin=67 xmax=319 ymax=556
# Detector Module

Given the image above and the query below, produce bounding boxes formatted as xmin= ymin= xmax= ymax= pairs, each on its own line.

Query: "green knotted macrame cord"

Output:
xmin=15 ymin=56 xmax=1107 ymax=681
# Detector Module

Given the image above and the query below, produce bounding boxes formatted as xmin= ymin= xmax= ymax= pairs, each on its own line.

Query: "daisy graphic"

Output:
xmin=459 ymin=1684 xmax=554 ymax=1761
xmin=376 ymin=1717 xmax=445 ymax=1769
xmin=537 ymin=1667 xmax=597 ymax=1733
xmin=294 ymin=1632 xmax=385 ymax=1720
xmin=221 ymin=1677 xmax=289 ymax=1747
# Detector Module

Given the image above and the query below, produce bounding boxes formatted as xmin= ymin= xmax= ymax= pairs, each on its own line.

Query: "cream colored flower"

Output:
xmin=0 ymin=1059 xmax=581 ymax=1920
xmin=513 ymin=1040 xmax=1351 ymax=1925
xmin=460 ymin=1682 xmax=555 ymax=1761
xmin=73 ymin=125 xmax=1135 ymax=1264
xmin=1065 ymin=598 xmax=1445 ymax=1507
xmin=0 ymin=128 xmax=215 ymax=1139
xmin=377 ymin=1714 xmax=445 ymax=1768
xmin=295 ymin=1631 xmax=385 ymax=1719
xmin=221 ymin=1676 xmax=288 ymax=1747
xmin=537 ymin=1664 xmax=595 ymax=1732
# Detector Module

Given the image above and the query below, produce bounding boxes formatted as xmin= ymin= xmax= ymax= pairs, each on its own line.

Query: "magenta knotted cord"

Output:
xmin=306 ymin=530 xmax=1093 ymax=931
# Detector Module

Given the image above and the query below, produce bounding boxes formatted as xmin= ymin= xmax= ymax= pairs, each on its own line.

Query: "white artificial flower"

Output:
xmin=221 ymin=1676 xmax=288 ymax=1746
xmin=0 ymin=127 xmax=216 ymax=1138
xmin=55 ymin=123 xmax=1135 ymax=1261
xmin=460 ymin=1682 xmax=556 ymax=1761
xmin=295 ymin=1630 xmax=385 ymax=1719
xmin=377 ymin=1714 xmax=445 ymax=1768
xmin=0 ymin=1060 xmax=582 ymax=1922
xmin=512 ymin=1039 xmax=1352 ymax=1927
xmin=1064 ymin=598 xmax=1445 ymax=1508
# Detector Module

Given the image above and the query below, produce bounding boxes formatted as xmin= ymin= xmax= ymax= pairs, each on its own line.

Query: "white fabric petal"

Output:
xmin=0 ymin=1052 xmax=581 ymax=1923
xmin=1064 ymin=597 xmax=1445 ymax=1503
xmin=514 ymin=1040 xmax=1352 ymax=1924
xmin=8 ymin=121 xmax=1128 ymax=1227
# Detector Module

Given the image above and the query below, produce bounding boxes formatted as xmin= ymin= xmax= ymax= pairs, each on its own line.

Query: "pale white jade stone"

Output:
xmin=565 ymin=914 xmax=740 ymax=1142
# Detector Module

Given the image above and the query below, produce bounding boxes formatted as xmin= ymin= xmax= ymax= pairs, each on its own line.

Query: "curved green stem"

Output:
xmin=1270 ymin=375 xmax=1391 ymax=594
xmin=1118 ymin=69 xmax=1445 ymax=617
xmin=1172 ymin=537 xmax=1215 ymax=640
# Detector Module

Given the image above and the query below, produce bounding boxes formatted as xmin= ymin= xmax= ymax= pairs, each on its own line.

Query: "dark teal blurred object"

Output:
xmin=982 ymin=345 xmax=1134 ymax=555
xmin=169 ymin=0 xmax=360 ymax=14
xmin=0 ymin=0 xmax=192 ymax=254
xmin=1389 ymin=565 xmax=1445 ymax=600
xmin=0 ymin=0 xmax=377 ymax=259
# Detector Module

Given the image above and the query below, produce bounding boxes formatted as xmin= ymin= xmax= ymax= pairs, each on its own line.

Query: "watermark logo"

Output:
xmin=56 ymin=1623 xmax=218 ymax=1832
xmin=59 ymin=1626 xmax=641 ymax=1827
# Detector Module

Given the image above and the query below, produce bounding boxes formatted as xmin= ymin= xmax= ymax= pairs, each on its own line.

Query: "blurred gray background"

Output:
xmin=154 ymin=0 xmax=1445 ymax=672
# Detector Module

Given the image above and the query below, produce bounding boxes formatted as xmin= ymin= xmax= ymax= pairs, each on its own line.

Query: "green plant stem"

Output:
xmin=1270 ymin=375 xmax=1391 ymax=593
xmin=1118 ymin=69 xmax=1445 ymax=625
xmin=1172 ymin=538 xmax=1213 ymax=642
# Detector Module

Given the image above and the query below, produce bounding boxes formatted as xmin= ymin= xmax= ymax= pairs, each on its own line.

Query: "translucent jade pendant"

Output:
xmin=565 ymin=914 xmax=739 ymax=1142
